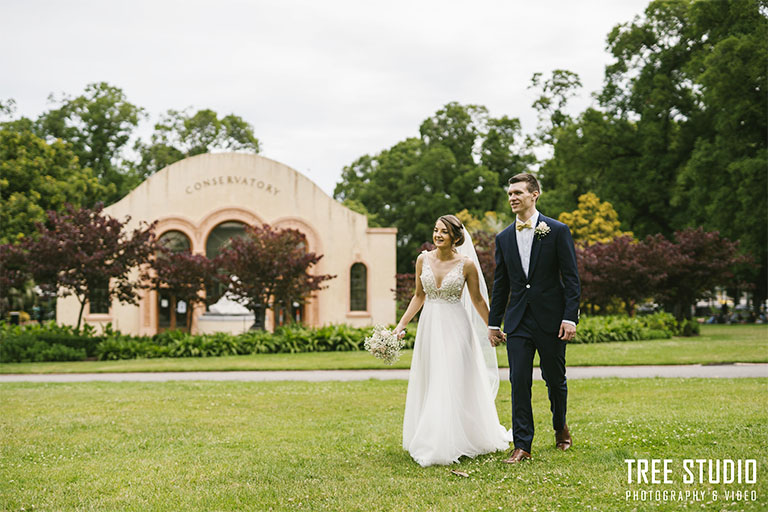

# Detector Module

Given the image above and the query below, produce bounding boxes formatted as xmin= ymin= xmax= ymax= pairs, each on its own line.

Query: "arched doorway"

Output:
xmin=156 ymin=230 xmax=192 ymax=333
xmin=203 ymin=220 xmax=256 ymax=324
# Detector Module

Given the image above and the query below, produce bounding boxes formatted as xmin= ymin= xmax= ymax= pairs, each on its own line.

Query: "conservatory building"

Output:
xmin=56 ymin=153 xmax=397 ymax=335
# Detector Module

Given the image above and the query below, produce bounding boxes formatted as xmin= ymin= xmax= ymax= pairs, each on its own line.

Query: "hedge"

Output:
xmin=0 ymin=312 xmax=693 ymax=363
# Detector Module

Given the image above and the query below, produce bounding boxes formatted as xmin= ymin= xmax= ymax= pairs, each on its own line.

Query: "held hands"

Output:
xmin=558 ymin=322 xmax=576 ymax=341
xmin=487 ymin=329 xmax=506 ymax=347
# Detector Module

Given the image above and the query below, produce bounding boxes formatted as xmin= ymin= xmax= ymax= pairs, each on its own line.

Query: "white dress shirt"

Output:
xmin=489 ymin=210 xmax=575 ymax=329
xmin=516 ymin=210 xmax=539 ymax=279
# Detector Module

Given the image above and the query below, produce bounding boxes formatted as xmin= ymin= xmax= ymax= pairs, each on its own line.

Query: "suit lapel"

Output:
xmin=507 ymin=226 xmax=525 ymax=277
xmin=527 ymin=214 xmax=545 ymax=281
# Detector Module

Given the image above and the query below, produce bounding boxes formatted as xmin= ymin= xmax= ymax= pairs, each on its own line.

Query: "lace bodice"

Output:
xmin=420 ymin=252 xmax=465 ymax=304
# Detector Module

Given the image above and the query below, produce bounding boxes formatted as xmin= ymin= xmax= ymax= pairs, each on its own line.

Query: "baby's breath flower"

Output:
xmin=364 ymin=325 xmax=405 ymax=365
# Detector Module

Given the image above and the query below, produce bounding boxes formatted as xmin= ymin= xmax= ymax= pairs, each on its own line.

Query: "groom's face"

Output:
xmin=508 ymin=182 xmax=538 ymax=215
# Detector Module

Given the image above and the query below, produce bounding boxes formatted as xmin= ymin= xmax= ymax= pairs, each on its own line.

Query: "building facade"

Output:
xmin=56 ymin=153 xmax=397 ymax=334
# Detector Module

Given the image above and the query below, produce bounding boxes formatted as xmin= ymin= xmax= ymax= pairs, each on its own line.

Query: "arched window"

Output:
xmin=350 ymin=263 xmax=367 ymax=311
xmin=206 ymin=221 xmax=247 ymax=258
xmin=158 ymin=230 xmax=191 ymax=253
xmin=205 ymin=221 xmax=249 ymax=314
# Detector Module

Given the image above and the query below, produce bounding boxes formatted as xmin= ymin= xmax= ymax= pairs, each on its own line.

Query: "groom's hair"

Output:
xmin=508 ymin=173 xmax=541 ymax=199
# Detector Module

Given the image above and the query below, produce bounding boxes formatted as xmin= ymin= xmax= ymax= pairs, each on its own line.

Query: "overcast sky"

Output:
xmin=2 ymin=0 xmax=649 ymax=196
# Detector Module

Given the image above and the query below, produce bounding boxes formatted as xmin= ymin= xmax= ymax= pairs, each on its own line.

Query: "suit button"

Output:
xmin=525 ymin=284 xmax=531 ymax=289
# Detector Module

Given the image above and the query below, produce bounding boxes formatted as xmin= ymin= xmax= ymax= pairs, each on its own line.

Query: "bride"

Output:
xmin=394 ymin=214 xmax=512 ymax=467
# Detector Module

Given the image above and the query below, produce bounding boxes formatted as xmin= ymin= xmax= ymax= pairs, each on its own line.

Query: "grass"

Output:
xmin=1 ymin=324 xmax=765 ymax=375
xmin=1 ymin=378 xmax=766 ymax=511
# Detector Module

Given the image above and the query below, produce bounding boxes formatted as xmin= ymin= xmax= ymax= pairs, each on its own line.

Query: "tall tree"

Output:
xmin=0 ymin=129 xmax=109 ymax=243
xmin=133 ymin=108 xmax=260 ymax=179
xmin=529 ymin=70 xmax=583 ymax=147
xmin=335 ymin=103 xmax=530 ymax=272
xmin=25 ymin=204 xmax=158 ymax=330
xmin=672 ymin=0 xmax=768 ymax=309
xmin=36 ymin=82 xmax=145 ymax=203
xmin=537 ymin=0 xmax=766 ymax=306
xmin=419 ymin=102 xmax=488 ymax=167
xmin=481 ymin=115 xmax=534 ymax=186
xmin=0 ymin=243 xmax=30 ymax=316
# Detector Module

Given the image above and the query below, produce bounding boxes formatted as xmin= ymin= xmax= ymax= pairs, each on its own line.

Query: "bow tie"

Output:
xmin=516 ymin=220 xmax=532 ymax=231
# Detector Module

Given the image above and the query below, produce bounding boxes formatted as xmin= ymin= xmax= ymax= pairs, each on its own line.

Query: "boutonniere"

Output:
xmin=534 ymin=221 xmax=551 ymax=240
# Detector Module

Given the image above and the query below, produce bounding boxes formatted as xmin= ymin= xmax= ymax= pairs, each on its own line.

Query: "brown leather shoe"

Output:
xmin=502 ymin=448 xmax=532 ymax=464
xmin=555 ymin=424 xmax=572 ymax=451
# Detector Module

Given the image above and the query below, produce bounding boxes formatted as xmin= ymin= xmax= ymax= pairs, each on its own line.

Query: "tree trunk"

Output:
xmin=672 ymin=302 xmax=692 ymax=323
xmin=76 ymin=299 xmax=86 ymax=331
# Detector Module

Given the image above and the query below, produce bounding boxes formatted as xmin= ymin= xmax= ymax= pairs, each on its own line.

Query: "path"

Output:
xmin=1 ymin=363 xmax=767 ymax=383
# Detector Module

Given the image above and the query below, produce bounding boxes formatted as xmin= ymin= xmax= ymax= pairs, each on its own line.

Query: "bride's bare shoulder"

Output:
xmin=461 ymin=255 xmax=476 ymax=273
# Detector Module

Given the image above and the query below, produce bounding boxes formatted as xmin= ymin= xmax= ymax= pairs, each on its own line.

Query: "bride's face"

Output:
xmin=433 ymin=220 xmax=452 ymax=248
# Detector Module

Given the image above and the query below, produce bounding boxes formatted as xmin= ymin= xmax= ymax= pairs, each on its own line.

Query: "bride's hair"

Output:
xmin=437 ymin=215 xmax=465 ymax=247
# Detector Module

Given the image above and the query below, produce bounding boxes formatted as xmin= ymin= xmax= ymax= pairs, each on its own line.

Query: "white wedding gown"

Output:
xmin=402 ymin=254 xmax=512 ymax=467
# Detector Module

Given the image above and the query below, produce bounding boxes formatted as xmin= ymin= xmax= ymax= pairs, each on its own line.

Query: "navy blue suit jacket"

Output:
xmin=488 ymin=214 xmax=581 ymax=334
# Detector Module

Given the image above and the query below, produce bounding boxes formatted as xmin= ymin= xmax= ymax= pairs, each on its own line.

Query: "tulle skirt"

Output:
xmin=402 ymin=300 xmax=512 ymax=467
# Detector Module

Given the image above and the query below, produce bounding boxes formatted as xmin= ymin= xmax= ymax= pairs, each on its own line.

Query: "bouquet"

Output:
xmin=364 ymin=325 xmax=405 ymax=365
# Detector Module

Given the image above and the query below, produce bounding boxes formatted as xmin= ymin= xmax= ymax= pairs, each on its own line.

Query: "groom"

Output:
xmin=488 ymin=173 xmax=580 ymax=464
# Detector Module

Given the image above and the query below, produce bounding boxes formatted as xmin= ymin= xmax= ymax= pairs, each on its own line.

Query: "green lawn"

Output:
xmin=1 ymin=324 xmax=765 ymax=374
xmin=1 ymin=378 xmax=765 ymax=511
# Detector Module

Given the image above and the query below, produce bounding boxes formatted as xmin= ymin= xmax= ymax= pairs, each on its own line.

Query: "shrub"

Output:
xmin=569 ymin=312 xmax=677 ymax=344
xmin=93 ymin=324 xmax=414 ymax=360
xmin=0 ymin=322 xmax=96 ymax=362
xmin=677 ymin=318 xmax=701 ymax=337
xmin=1 ymin=312 xmax=682 ymax=363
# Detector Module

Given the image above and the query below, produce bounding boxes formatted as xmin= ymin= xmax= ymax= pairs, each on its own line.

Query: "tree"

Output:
xmin=455 ymin=209 xmax=509 ymax=294
xmin=335 ymin=103 xmax=530 ymax=272
xmin=0 ymin=129 xmax=109 ymax=243
xmin=535 ymin=0 xmax=766 ymax=308
xmin=576 ymin=236 xmax=662 ymax=316
xmin=529 ymin=70 xmax=583 ymax=146
xmin=6 ymin=84 xmax=264 ymax=208
xmin=419 ymin=102 xmax=488 ymax=167
xmin=25 ymin=204 xmax=158 ymax=330
xmin=647 ymin=227 xmax=746 ymax=322
xmin=217 ymin=224 xmax=335 ymax=330
xmin=481 ymin=116 xmax=535 ymax=181
xmin=150 ymin=249 xmax=226 ymax=332
xmin=133 ymin=108 xmax=260 ymax=179
xmin=36 ymin=82 xmax=145 ymax=203
xmin=672 ymin=0 xmax=768 ymax=311
xmin=558 ymin=192 xmax=632 ymax=246
xmin=0 ymin=243 xmax=30 ymax=317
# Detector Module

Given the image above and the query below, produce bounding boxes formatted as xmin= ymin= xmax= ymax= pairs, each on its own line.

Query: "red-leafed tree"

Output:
xmin=470 ymin=230 xmax=496 ymax=295
xmin=0 ymin=243 xmax=31 ymax=316
xmin=150 ymin=248 xmax=226 ymax=331
xmin=24 ymin=204 xmax=158 ymax=329
xmin=576 ymin=236 xmax=665 ymax=316
xmin=646 ymin=228 xmax=746 ymax=322
xmin=217 ymin=224 xmax=335 ymax=330
xmin=394 ymin=273 xmax=416 ymax=308
xmin=576 ymin=228 xmax=745 ymax=322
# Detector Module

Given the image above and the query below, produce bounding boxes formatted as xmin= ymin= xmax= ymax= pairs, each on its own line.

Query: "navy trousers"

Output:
xmin=506 ymin=306 xmax=568 ymax=452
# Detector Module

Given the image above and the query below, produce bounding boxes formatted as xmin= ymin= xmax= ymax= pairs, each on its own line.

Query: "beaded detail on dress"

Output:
xmin=420 ymin=252 xmax=465 ymax=304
